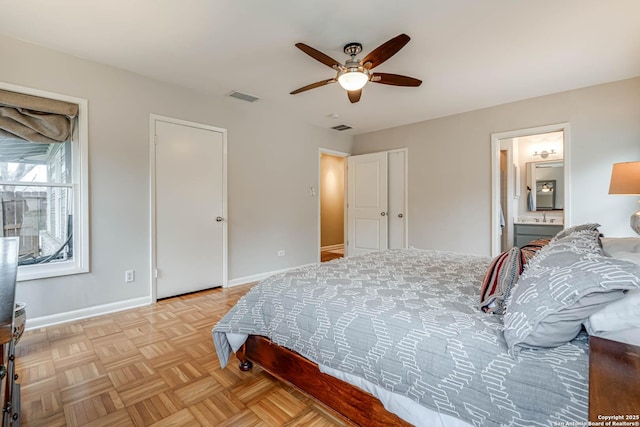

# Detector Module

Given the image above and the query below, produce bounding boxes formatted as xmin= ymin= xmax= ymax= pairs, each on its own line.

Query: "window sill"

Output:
xmin=17 ymin=261 xmax=88 ymax=282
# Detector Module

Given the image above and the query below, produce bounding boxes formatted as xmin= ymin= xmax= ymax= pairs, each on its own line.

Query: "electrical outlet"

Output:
xmin=125 ymin=270 xmax=135 ymax=283
xmin=277 ymin=250 xmax=285 ymax=257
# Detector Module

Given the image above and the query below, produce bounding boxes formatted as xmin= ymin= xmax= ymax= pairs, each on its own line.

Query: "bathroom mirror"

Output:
xmin=527 ymin=161 xmax=564 ymax=211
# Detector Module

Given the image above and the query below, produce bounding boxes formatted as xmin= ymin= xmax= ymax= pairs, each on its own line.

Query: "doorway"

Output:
xmin=319 ymin=149 xmax=348 ymax=262
xmin=318 ymin=148 xmax=408 ymax=261
xmin=151 ymin=115 xmax=228 ymax=300
xmin=490 ymin=123 xmax=571 ymax=256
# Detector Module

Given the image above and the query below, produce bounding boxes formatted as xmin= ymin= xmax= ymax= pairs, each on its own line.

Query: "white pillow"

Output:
xmin=584 ymin=288 xmax=640 ymax=333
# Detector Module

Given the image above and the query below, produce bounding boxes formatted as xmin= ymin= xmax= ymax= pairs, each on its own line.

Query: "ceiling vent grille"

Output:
xmin=226 ymin=91 xmax=260 ymax=103
xmin=331 ymin=124 xmax=352 ymax=131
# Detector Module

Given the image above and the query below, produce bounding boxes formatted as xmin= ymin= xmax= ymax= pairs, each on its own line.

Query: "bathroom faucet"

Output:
xmin=543 ymin=212 xmax=547 ymax=223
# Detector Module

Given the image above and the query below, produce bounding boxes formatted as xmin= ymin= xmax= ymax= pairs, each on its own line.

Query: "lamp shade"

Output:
xmin=608 ymin=161 xmax=640 ymax=195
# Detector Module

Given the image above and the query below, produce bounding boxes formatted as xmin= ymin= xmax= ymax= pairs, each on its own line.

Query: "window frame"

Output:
xmin=0 ymin=81 xmax=89 ymax=281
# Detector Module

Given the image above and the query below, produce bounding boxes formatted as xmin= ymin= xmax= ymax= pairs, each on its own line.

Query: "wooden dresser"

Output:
xmin=0 ymin=238 xmax=20 ymax=426
xmin=589 ymin=336 xmax=640 ymax=423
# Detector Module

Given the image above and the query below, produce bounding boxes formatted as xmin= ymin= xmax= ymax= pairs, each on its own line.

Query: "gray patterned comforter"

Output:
xmin=212 ymin=248 xmax=589 ymax=427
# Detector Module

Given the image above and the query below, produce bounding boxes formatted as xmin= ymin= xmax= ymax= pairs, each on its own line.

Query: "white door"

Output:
xmin=347 ymin=152 xmax=388 ymax=256
xmin=388 ymin=150 xmax=407 ymax=249
xmin=154 ymin=118 xmax=226 ymax=299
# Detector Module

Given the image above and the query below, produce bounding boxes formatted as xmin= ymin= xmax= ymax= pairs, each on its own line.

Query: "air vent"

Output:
xmin=331 ymin=124 xmax=352 ymax=131
xmin=226 ymin=91 xmax=260 ymax=103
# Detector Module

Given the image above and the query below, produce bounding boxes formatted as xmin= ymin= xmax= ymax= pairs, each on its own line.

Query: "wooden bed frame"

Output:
xmin=236 ymin=335 xmax=411 ymax=427
xmin=237 ymin=335 xmax=636 ymax=426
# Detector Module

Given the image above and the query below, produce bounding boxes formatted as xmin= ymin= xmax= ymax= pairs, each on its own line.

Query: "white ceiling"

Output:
xmin=1 ymin=0 xmax=639 ymax=135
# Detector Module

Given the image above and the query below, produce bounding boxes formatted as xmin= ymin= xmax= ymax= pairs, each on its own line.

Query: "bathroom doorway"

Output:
xmin=490 ymin=123 xmax=571 ymax=256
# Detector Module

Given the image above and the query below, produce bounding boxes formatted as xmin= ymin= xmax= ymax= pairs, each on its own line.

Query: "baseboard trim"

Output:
xmin=227 ymin=263 xmax=316 ymax=288
xmin=321 ymin=244 xmax=344 ymax=252
xmin=27 ymin=263 xmax=320 ymax=328
xmin=26 ymin=296 xmax=152 ymax=330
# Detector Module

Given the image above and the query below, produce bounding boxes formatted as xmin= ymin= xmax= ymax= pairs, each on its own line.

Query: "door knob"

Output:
xmin=216 ymin=217 xmax=224 ymax=222
xmin=398 ymin=213 xmax=404 ymax=218
xmin=380 ymin=212 xmax=386 ymax=216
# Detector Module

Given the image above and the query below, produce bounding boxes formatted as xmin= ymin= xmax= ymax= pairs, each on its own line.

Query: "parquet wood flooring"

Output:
xmin=16 ymin=284 xmax=349 ymax=426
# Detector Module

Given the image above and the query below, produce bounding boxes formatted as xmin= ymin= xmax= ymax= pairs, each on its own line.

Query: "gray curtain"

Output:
xmin=0 ymin=89 xmax=79 ymax=144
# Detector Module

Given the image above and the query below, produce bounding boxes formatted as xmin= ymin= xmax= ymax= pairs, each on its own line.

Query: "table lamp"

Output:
xmin=609 ymin=161 xmax=640 ymax=235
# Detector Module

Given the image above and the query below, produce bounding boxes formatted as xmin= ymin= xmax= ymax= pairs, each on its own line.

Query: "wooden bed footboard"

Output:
xmin=237 ymin=335 xmax=411 ymax=427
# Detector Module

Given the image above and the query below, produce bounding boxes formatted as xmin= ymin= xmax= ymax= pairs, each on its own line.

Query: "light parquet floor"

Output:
xmin=16 ymin=284 xmax=349 ymax=426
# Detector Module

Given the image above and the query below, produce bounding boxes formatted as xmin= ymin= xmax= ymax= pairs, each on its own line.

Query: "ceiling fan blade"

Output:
xmin=362 ymin=34 xmax=411 ymax=70
xmin=371 ymin=73 xmax=422 ymax=87
xmin=295 ymin=43 xmax=342 ymax=69
xmin=290 ymin=78 xmax=336 ymax=95
xmin=347 ymin=89 xmax=362 ymax=103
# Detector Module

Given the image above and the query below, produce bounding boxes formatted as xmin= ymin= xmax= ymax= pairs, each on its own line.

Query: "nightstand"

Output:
xmin=589 ymin=336 xmax=640 ymax=422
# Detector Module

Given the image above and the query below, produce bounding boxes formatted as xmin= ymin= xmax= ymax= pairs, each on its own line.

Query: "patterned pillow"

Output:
xmin=503 ymin=230 xmax=640 ymax=355
xmin=551 ymin=223 xmax=601 ymax=242
xmin=520 ymin=238 xmax=551 ymax=266
xmin=479 ymin=247 xmax=523 ymax=314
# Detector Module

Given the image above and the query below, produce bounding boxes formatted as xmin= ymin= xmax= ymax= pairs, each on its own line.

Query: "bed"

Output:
xmin=212 ymin=228 xmax=640 ymax=426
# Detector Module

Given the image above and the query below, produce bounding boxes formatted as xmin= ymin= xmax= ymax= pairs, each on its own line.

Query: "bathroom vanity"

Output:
xmin=513 ymin=222 xmax=563 ymax=247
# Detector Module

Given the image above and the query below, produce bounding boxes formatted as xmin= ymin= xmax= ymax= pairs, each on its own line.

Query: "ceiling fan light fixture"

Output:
xmin=291 ymin=34 xmax=419 ymax=102
xmin=337 ymin=67 xmax=369 ymax=91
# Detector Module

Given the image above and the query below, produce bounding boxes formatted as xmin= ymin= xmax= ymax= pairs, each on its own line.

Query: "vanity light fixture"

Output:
xmin=533 ymin=149 xmax=556 ymax=159
xmin=540 ymin=183 xmax=553 ymax=193
xmin=609 ymin=161 xmax=640 ymax=235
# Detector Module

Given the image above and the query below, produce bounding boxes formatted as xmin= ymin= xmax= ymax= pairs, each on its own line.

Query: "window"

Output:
xmin=0 ymin=83 xmax=88 ymax=281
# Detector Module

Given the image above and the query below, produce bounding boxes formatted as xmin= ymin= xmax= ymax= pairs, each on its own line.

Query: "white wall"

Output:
xmin=0 ymin=35 xmax=352 ymax=321
xmin=353 ymin=77 xmax=640 ymax=256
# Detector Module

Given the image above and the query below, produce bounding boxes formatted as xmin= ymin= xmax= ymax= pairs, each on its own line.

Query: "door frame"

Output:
xmin=318 ymin=148 xmax=349 ymax=263
xmin=150 ymin=114 xmax=228 ymax=302
xmin=490 ymin=122 xmax=571 ymax=257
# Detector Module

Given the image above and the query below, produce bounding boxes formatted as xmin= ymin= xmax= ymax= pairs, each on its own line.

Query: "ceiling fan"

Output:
xmin=290 ymin=33 xmax=422 ymax=103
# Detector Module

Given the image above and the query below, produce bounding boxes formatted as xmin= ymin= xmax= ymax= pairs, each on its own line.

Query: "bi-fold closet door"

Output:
xmin=347 ymin=150 xmax=407 ymax=257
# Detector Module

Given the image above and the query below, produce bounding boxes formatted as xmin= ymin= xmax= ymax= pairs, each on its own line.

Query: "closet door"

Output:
xmin=154 ymin=118 xmax=227 ymax=299
xmin=347 ymin=152 xmax=388 ymax=256
xmin=388 ymin=150 xmax=407 ymax=249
